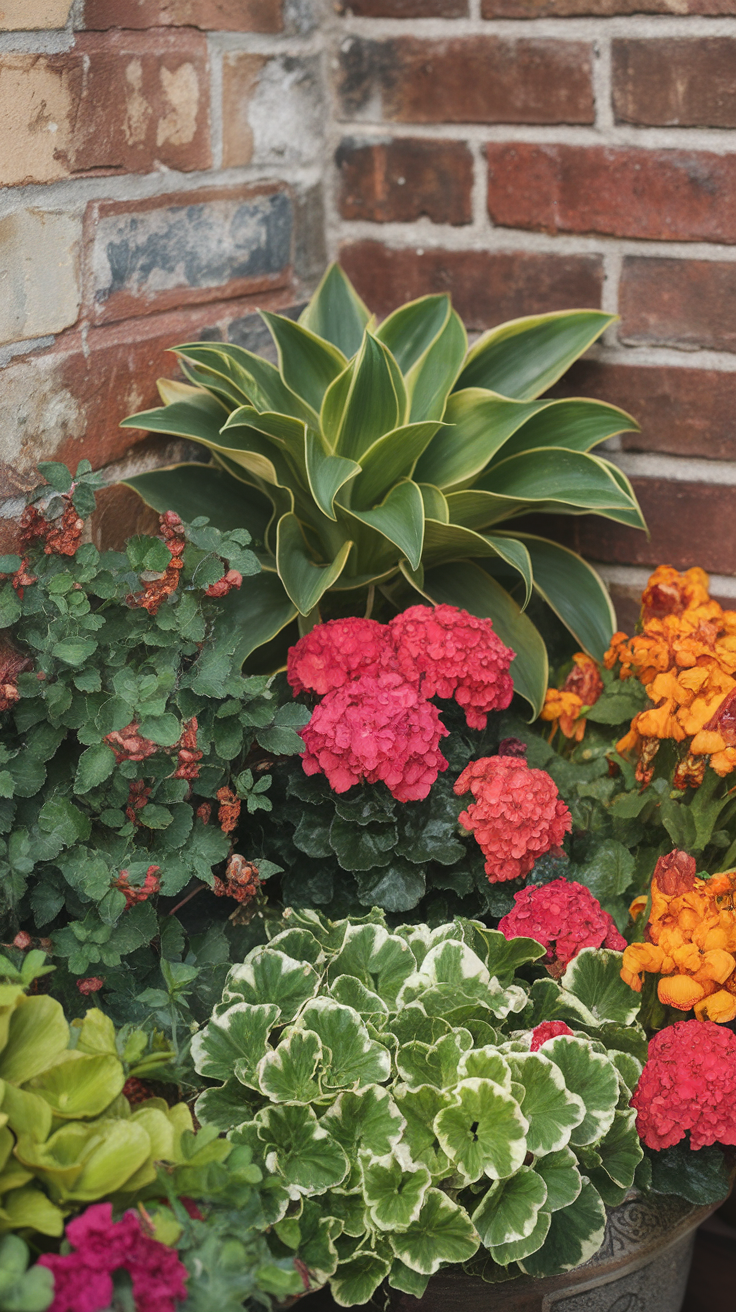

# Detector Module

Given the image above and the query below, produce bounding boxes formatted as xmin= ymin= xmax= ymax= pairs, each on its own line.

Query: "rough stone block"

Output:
xmin=0 ymin=209 xmax=81 ymax=346
xmin=336 ymin=136 xmax=474 ymax=225
xmin=81 ymin=0 xmax=283 ymax=30
xmin=222 ymin=52 xmax=324 ymax=169
xmin=84 ymin=184 xmax=293 ymax=325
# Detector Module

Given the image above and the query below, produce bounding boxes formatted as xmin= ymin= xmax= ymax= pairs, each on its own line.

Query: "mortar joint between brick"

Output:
xmin=208 ymin=36 xmax=224 ymax=172
xmin=592 ymin=30 xmax=613 ymax=134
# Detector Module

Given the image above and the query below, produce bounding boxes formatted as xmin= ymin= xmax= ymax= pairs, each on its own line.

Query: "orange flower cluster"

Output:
xmin=540 ymin=653 xmax=604 ymax=741
xmin=126 ymin=511 xmax=186 ymax=615
xmin=213 ymin=853 xmax=260 ymax=905
xmin=606 ymin=565 xmax=736 ymax=784
xmin=19 ymin=499 xmax=84 ymax=557
xmin=621 ymin=849 xmax=736 ymax=1023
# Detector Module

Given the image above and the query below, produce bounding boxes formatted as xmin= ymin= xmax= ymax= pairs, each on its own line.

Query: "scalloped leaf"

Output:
xmin=361 ymin=1153 xmax=432 ymax=1230
xmin=434 ymin=1079 xmax=528 ymax=1184
xmin=257 ymin=1104 xmax=350 ymax=1194
xmin=191 ymin=1002 xmax=279 ymax=1086
xmin=295 ymin=999 xmax=391 ymax=1089
xmin=389 ymin=1188 xmax=479 ymax=1275
xmin=472 ymin=1166 xmax=547 ymax=1249
xmin=224 ymin=949 xmax=320 ymax=1024
xmin=507 ymin=1052 xmax=586 ymax=1156
xmin=543 ymin=1037 xmax=619 ymax=1147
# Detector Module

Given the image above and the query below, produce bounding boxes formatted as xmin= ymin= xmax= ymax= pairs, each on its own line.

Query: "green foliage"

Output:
xmin=0 ymin=1237 xmax=52 ymax=1312
xmin=122 ymin=264 xmax=646 ymax=715
xmin=0 ymin=464 xmax=306 ymax=1029
xmin=192 ymin=911 xmax=642 ymax=1301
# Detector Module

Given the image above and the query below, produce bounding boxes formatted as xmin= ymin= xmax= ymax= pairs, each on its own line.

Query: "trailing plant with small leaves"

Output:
xmin=0 ymin=463 xmax=306 ymax=1024
xmin=192 ymin=909 xmax=651 ymax=1303
xmin=121 ymin=263 xmax=646 ymax=715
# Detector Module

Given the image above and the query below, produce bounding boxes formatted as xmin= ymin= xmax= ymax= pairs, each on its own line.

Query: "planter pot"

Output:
xmin=387 ymin=1192 xmax=720 ymax=1312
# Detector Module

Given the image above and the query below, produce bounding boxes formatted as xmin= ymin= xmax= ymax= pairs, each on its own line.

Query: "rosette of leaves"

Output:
xmin=121 ymin=265 xmax=645 ymax=715
xmin=0 ymin=463 xmax=307 ymax=1014
xmin=192 ymin=910 xmax=648 ymax=1304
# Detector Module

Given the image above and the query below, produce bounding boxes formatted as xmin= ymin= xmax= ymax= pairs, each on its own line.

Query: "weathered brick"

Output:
xmin=338 ymin=242 xmax=602 ymax=330
xmin=222 ymin=53 xmax=324 ymax=169
xmin=482 ymin=0 xmax=736 ymax=13
xmin=0 ymin=210 xmax=80 ymax=346
xmin=0 ymin=30 xmax=210 ymax=188
xmin=487 ymin=143 xmax=736 ymax=244
xmin=84 ymin=184 xmax=292 ymax=326
xmin=0 ymin=0 xmax=71 ymax=27
xmin=0 ymin=288 xmax=297 ymax=482
xmin=81 ymin=0 xmax=283 ymax=30
xmin=339 ymin=0 xmax=467 ymax=13
xmin=619 ymin=258 xmax=736 ymax=353
xmin=552 ymin=360 xmax=736 ymax=462
xmin=336 ymin=138 xmax=473 ymax=225
xmin=339 ymin=37 xmax=594 ymax=125
xmin=613 ymin=39 xmax=736 ymax=128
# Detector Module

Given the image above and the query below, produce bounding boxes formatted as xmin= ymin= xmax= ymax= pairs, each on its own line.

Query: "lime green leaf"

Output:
xmin=0 ymin=1185 xmax=64 ymax=1238
xmin=472 ymin=1166 xmax=548 ymax=1249
xmin=257 ymin=1028 xmax=323 ymax=1103
xmin=332 ymin=334 xmax=406 ymax=461
xmin=507 ymin=534 xmax=615 ymax=660
xmin=532 ymin=1145 xmax=582 ymax=1211
xmin=295 ymin=999 xmax=391 ymax=1088
xmin=456 ymin=311 xmax=614 ymax=400
xmin=518 ymin=1180 xmax=606 ymax=1276
xmin=342 ymin=480 xmax=424 ymax=572
xmin=561 ymin=948 xmax=640 ymax=1026
xmin=543 ymin=1037 xmax=619 ymax=1146
xmin=28 ymin=1054 xmax=124 ymax=1120
xmin=389 ymin=1188 xmax=479 ymax=1275
xmin=415 ymin=389 xmax=547 ymax=490
xmin=406 ymin=307 xmax=467 ymax=422
xmin=434 ymin=1079 xmax=528 ymax=1184
xmin=261 ymin=311 xmax=348 ymax=414
xmin=225 ymin=948 xmax=320 ymax=1022
xmin=351 ymin=421 xmax=443 ymax=510
xmin=304 ymin=431 xmax=360 ymax=520
xmin=191 ymin=1001 xmax=279 ymax=1086
xmin=423 ymin=562 xmax=548 ymax=717
xmin=330 ymin=1251 xmax=390 ymax=1307
xmin=507 ymin=1052 xmax=585 ymax=1155
xmin=321 ymin=1085 xmax=405 ymax=1159
xmin=276 ymin=515 xmax=352 ymax=615
xmin=299 ymin=263 xmax=370 ymax=358
xmin=0 ymin=997 xmax=68 ymax=1085
xmin=256 ymin=1103 xmax=350 ymax=1193
xmin=361 ymin=1153 xmax=432 ymax=1230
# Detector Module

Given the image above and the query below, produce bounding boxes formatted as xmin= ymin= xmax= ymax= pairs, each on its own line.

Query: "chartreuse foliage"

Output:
xmin=193 ymin=911 xmax=646 ymax=1303
xmin=121 ymin=264 xmax=645 ymax=714
xmin=0 ymin=1236 xmax=52 ymax=1312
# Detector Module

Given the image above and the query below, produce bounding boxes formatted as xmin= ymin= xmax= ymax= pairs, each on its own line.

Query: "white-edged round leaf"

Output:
xmin=434 ymin=1078 xmax=528 ymax=1184
xmin=389 ymin=1188 xmax=480 ymax=1274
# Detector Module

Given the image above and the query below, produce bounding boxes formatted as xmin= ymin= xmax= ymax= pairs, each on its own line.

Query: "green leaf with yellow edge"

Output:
xmin=375 ymin=294 xmax=450 ymax=374
xmin=332 ymin=334 xmax=406 ymax=462
xmin=261 ymin=312 xmax=347 ymax=415
xmin=406 ymin=307 xmax=467 ymax=422
xmin=298 ymin=262 xmax=370 ymax=359
xmin=340 ymin=480 xmax=424 ymax=573
xmin=415 ymin=389 xmax=547 ymax=491
xmin=304 ymin=431 xmax=360 ymax=520
xmin=456 ymin=310 xmax=614 ymax=400
xmin=276 ymin=515 xmax=353 ymax=615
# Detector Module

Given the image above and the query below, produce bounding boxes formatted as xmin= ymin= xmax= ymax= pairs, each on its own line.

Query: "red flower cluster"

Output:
xmin=77 ymin=977 xmax=105 ymax=996
xmin=38 ymin=1203 xmax=188 ymax=1312
xmin=530 ymin=1021 xmax=574 ymax=1051
xmin=125 ymin=780 xmax=152 ymax=825
xmin=127 ymin=511 xmax=186 ymax=615
xmin=213 ymin=853 xmax=261 ymax=904
xmin=205 ymin=568 xmax=242 ymax=598
xmin=632 ymin=1019 xmax=736 ymax=1151
xmin=113 ymin=866 xmax=161 ymax=910
xmin=20 ymin=499 xmax=84 ymax=557
xmin=287 ymin=617 xmax=391 ymax=696
xmin=104 ymin=722 xmax=158 ymax=765
xmin=301 ymin=672 xmax=449 ymax=802
xmin=499 ymin=878 xmax=625 ymax=971
xmin=216 ymin=786 xmax=241 ymax=834
xmin=454 ymin=751 xmax=572 ymax=883
xmin=389 ymin=604 xmax=514 ymax=729
xmin=172 ymin=717 xmax=202 ymax=782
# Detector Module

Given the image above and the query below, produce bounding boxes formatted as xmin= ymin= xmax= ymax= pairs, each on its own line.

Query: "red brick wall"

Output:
xmin=330 ymin=2 xmax=736 ymax=621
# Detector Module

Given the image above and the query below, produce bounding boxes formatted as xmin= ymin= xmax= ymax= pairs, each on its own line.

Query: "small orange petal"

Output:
xmin=657 ymin=975 xmax=706 ymax=1010
xmin=694 ymin=989 xmax=736 ymax=1023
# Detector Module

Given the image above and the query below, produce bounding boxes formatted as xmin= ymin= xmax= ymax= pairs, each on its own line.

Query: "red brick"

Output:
xmin=339 ymin=37 xmax=594 ymax=125
xmin=0 ymin=30 xmax=210 ymax=187
xmin=338 ymin=242 xmax=602 ymax=331
xmin=0 ymin=287 xmax=296 ymax=482
xmin=619 ymin=258 xmax=736 ymax=353
xmin=613 ymin=39 xmax=736 ymax=128
xmin=336 ymin=138 xmax=473 ymax=225
xmin=552 ymin=359 xmax=736 ymax=462
xmin=81 ymin=0 xmax=283 ymax=30
xmin=84 ymin=183 xmax=292 ymax=325
xmin=339 ymin=0 xmax=467 ymax=13
xmin=483 ymin=0 xmax=736 ymax=12
xmin=487 ymin=143 xmax=736 ymax=244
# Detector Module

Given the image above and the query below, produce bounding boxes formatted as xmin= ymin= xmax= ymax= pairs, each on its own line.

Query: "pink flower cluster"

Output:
xmin=631 ymin=1020 xmax=736 ymax=1151
xmin=454 ymin=751 xmax=572 ymax=883
xmin=38 ymin=1203 xmax=188 ymax=1312
xmin=499 ymin=878 xmax=625 ymax=969
xmin=289 ymin=608 xmax=514 ymax=803
xmin=530 ymin=1021 xmax=574 ymax=1051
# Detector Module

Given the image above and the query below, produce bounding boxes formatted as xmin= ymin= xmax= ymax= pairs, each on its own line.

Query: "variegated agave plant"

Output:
xmin=121 ymin=265 xmax=645 ymax=715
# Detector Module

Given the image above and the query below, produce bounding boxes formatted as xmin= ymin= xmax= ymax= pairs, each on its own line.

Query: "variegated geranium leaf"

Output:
xmin=224 ymin=949 xmax=320 ymax=1023
xmin=594 ymin=1107 xmax=643 ymax=1189
xmin=489 ymin=1208 xmax=552 ymax=1267
xmin=328 ymin=975 xmax=389 ymax=1020
xmin=328 ymin=924 xmax=415 ymax=1007
xmin=257 ymin=1104 xmax=349 ymax=1194
xmin=560 ymin=948 xmax=640 ymax=1026
xmin=471 ymin=1166 xmax=548 ymax=1251
xmin=266 ymin=927 xmax=326 ymax=968
xmin=393 ymin=1085 xmax=452 ymax=1180
xmin=387 ymin=1260 xmax=430 ymax=1299
xmin=507 ymin=1052 xmax=586 ymax=1156
xmin=360 ymin=1152 xmax=432 ymax=1230
xmin=191 ymin=1001 xmax=279 ymax=1086
xmin=193 ymin=1079 xmax=257 ymax=1133
xmin=434 ymin=1079 xmax=528 ymax=1184
xmin=457 ymin=1046 xmax=512 ymax=1089
xmin=321 ymin=1085 xmax=405 ymax=1160
xmin=396 ymin=1028 xmax=473 ymax=1090
xmin=517 ymin=1181 xmax=606 ymax=1278
xmin=330 ymin=1251 xmax=391 ymax=1307
xmin=257 ymin=1028 xmax=323 ymax=1103
xmin=532 ymin=1146 xmax=582 ymax=1212
xmin=295 ymin=999 xmax=391 ymax=1089
xmin=542 ymin=1037 xmax=618 ymax=1147
xmin=389 ymin=1188 xmax=479 ymax=1275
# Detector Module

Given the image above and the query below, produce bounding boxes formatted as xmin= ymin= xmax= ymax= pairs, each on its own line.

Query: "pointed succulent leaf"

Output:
xmin=191 ymin=1002 xmax=279 ymax=1086
xmin=560 ymin=948 xmax=640 ymax=1026
xmin=260 ymin=311 xmax=348 ymax=414
xmin=330 ymin=1251 xmax=391 ymax=1308
xmin=120 ymin=394 xmax=228 ymax=445
xmin=505 ymin=534 xmax=615 ymax=661
xmin=472 ymin=1166 xmax=548 ymax=1248
xmin=214 ymin=569 xmax=298 ymax=668
xmin=351 ymin=422 xmax=443 ymax=510
xmin=421 ymin=520 xmax=533 ymax=606
xmin=276 ymin=515 xmax=353 ymax=615
xmin=456 ymin=310 xmax=614 ymax=400
xmin=434 ymin=1079 xmax=528 ymax=1184
xmin=304 ymin=431 xmax=360 ymax=520
xmin=321 ymin=1085 xmax=405 ymax=1159
xmin=299 ymin=263 xmax=371 ymax=358
xmin=257 ymin=1028 xmax=324 ymax=1103
xmin=122 ymin=463 xmax=272 ymax=541
xmin=328 ymin=924 xmax=415 ymax=1008
xmin=396 ymin=1029 xmax=473 ymax=1091
xmin=518 ymin=1180 xmax=606 ymax=1277
xmin=28 ymin=1054 xmax=124 ymax=1121
xmin=0 ymin=996 xmax=68 ymax=1086
xmin=406 ymin=308 xmax=467 ymax=422
xmin=596 ymin=1108 xmax=643 ymax=1188
xmin=225 ymin=948 xmax=320 ymax=1022
xmin=507 ymin=1052 xmax=586 ymax=1156
xmin=340 ymin=479 xmax=424 ymax=572
xmin=532 ymin=1145 xmax=583 ymax=1211
xmin=175 ymin=342 xmax=318 ymax=423
xmin=375 ymin=294 xmax=451 ymax=374
xmin=393 ymin=1085 xmax=452 ymax=1179
xmin=415 ymin=390 xmax=547 ymax=491
xmin=332 ymin=334 xmax=407 ymax=461
xmin=423 ymin=561 xmax=548 ymax=717
xmin=543 ymin=1037 xmax=619 ymax=1146
xmin=360 ymin=1152 xmax=432 ymax=1230
xmin=257 ymin=1104 xmax=350 ymax=1193
xmin=492 ymin=397 xmax=640 ymax=462
xmin=296 ymin=999 xmax=391 ymax=1089
xmin=389 ymin=1188 xmax=479 ymax=1275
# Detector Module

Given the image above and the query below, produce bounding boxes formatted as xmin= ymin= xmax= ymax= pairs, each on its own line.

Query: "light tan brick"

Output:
xmin=0 ymin=0 xmax=72 ymax=28
xmin=0 ymin=210 xmax=81 ymax=346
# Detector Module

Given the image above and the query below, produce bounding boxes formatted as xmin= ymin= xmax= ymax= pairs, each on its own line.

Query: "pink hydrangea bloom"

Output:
xmin=453 ymin=753 xmax=572 ymax=883
xmin=300 ymin=671 xmax=449 ymax=802
xmin=39 ymin=1203 xmax=188 ymax=1312
xmin=530 ymin=1021 xmax=574 ymax=1051
xmin=287 ymin=618 xmax=394 ymax=697
xmin=499 ymin=879 xmax=626 ymax=971
xmin=632 ymin=1020 xmax=736 ymax=1151
xmin=388 ymin=604 xmax=514 ymax=729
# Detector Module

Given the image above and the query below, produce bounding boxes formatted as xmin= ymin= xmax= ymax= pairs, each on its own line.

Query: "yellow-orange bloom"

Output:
xmin=694 ymin=990 xmax=736 ymax=1023
xmin=541 ymin=653 xmax=603 ymax=741
xmin=658 ymin=975 xmax=707 ymax=1010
